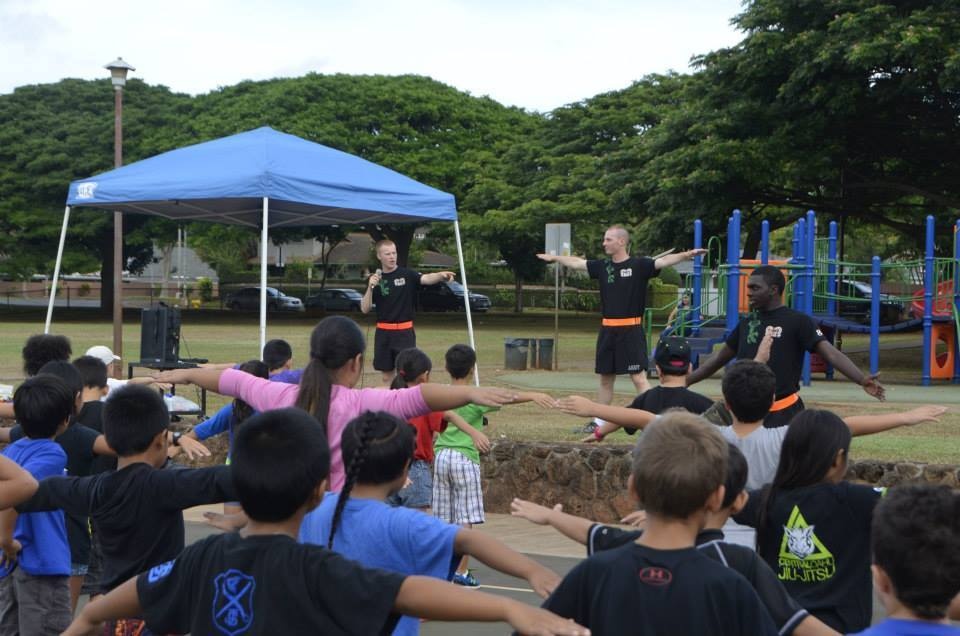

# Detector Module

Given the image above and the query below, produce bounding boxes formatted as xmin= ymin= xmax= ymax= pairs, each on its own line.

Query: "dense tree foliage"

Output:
xmin=1 ymin=0 xmax=959 ymax=314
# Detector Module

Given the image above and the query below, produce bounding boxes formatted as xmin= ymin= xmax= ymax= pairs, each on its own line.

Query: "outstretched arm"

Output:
xmin=64 ymin=577 xmax=141 ymax=635
xmin=394 ymin=576 xmax=589 ymax=635
xmin=654 ymin=248 xmax=707 ymax=270
xmin=510 ymin=499 xmax=593 ymax=546
xmin=421 ymin=271 xmax=456 ymax=285
xmin=558 ymin=396 xmax=655 ymax=431
xmin=686 ymin=344 xmax=736 ymax=386
xmin=844 ymin=405 xmax=946 ymax=437
xmin=515 ymin=391 xmax=559 ymax=409
xmin=361 ymin=270 xmax=380 ymax=314
xmin=454 ymin=528 xmax=561 ymax=598
xmin=536 ymin=254 xmax=588 ymax=271
xmin=153 ymin=367 xmax=225 ymax=393
xmin=0 ymin=456 xmax=37 ymax=509
xmin=419 ymin=384 xmax=518 ymax=412
xmin=815 ymin=341 xmax=885 ymax=401
xmin=0 ymin=403 xmax=13 ymax=420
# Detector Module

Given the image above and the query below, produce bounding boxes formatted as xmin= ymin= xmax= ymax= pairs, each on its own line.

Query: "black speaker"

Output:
xmin=139 ymin=305 xmax=181 ymax=364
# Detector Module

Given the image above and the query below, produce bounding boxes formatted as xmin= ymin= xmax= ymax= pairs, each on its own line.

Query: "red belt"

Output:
xmin=377 ymin=321 xmax=414 ymax=330
xmin=602 ymin=317 xmax=642 ymax=327
xmin=769 ymin=392 xmax=799 ymax=412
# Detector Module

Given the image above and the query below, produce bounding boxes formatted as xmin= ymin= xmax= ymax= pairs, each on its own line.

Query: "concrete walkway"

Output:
xmin=499 ymin=372 xmax=960 ymax=405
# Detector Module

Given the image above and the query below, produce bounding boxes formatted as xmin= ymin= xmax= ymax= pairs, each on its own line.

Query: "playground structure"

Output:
xmin=654 ymin=211 xmax=960 ymax=386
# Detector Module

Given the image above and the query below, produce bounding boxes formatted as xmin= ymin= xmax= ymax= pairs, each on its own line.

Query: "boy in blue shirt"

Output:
xmin=852 ymin=484 xmax=960 ymax=635
xmin=0 ymin=374 xmax=74 ymax=634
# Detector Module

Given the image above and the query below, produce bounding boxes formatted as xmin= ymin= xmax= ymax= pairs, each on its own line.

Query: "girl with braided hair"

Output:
xmin=155 ymin=316 xmax=516 ymax=492
xmin=299 ymin=411 xmax=561 ymax=636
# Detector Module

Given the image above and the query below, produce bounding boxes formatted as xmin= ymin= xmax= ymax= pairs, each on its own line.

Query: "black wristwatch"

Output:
xmin=171 ymin=432 xmax=182 ymax=446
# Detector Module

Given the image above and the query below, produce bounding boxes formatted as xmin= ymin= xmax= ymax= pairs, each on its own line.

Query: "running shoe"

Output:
xmin=574 ymin=420 xmax=598 ymax=434
xmin=452 ymin=569 xmax=479 ymax=587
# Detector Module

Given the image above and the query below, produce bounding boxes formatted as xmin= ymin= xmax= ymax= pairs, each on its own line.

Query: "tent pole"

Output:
xmin=44 ymin=206 xmax=71 ymax=334
xmin=260 ymin=197 xmax=269 ymax=355
xmin=453 ymin=220 xmax=479 ymax=385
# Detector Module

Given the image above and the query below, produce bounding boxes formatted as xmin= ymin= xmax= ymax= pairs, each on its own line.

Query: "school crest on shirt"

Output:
xmin=777 ymin=506 xmax=835 ymax=583
xmin=212 ymin=569 xmax=256 ymax=636
xmin=394 ymin=277 xmax=406 ymax=286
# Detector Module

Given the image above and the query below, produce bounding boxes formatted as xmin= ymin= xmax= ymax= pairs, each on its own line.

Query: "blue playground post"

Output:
xmin=870 ymin=256 xmax=881 ymax=375
xmin=827 ymin=222 xmax=838 ymax=317
xmin=954 ymin=220 xmax=960 ymax=384
xmin=801 ymin=210 xmax=816 ymax=386
xmin=795 ymin=218 xmax=807 ymax=315
xmin=760 ymin=220 xmax=770 ymax=265
xmin=725 ymin=210 xmax=741 ymax=335
xmin=922 ymin=215 xmax=935 ymax=386
xmin=790 ymin=224 xmax=801 ymax=310
xmin=693 ymin=219 xmax=703 ymax=334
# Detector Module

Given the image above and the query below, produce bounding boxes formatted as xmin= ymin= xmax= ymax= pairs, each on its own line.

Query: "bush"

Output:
xmin=78 ymin=283 xmax=91 ymax=297
xmin=196 ymin=277 xmax=214 ymax=302
xmin=283 ymin=261 xmax=313 ymax=283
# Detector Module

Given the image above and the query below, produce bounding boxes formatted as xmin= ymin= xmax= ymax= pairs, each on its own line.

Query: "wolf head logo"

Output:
xmin=784 ymin=525 xmax=816 ymax=559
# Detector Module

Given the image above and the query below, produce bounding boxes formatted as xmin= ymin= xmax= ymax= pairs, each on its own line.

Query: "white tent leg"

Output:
xmin=44 ymin=206 xmax=71 ymax=334
xmin=453 ymin=220 xmax=479 ymax=385
xmin=260 ymin=197 xmax=269 ymax=355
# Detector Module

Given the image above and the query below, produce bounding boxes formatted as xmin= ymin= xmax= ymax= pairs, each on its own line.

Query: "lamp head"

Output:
xmin=104 ymin=57 xmax=135 ymax=90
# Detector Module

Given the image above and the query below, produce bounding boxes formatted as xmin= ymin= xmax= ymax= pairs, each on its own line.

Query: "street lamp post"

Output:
xmin=105 ymin=57 xmax=134 ymax=379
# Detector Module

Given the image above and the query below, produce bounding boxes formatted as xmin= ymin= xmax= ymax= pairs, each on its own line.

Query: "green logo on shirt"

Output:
xmin=777 ymin=506 xmax=835 ymax=583
xmin=379 ymin=279 xmax=390 ymax=296
xmin=605 ymin=262 xmax=615 ymax=284
xmin=746 ymin=312 xmax=761 ymax=345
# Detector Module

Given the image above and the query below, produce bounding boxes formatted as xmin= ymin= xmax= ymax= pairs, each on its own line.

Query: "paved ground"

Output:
xmin=499 ymin=372 xmax=960 ymax=405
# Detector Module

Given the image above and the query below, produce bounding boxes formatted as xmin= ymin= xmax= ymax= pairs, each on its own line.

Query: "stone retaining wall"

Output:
xmin=481 ymin=441 xmax=960 ymax=523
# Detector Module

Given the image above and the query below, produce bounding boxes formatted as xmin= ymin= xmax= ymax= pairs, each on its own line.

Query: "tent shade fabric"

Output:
xmin=66 ymin=126 xmax=457 ymax=226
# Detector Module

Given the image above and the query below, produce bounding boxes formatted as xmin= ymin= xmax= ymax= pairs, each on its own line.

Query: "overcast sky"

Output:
xmin=0 ymin=0 xmax=745 ymax=112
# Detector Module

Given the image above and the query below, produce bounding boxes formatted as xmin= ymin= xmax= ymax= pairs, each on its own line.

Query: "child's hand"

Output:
xmin=62 ymin=614 xmax=101 ymax=636
xmin=203 ymin=511 xmax=249 ymax=532
xmin=903 ymin=405 xmax=947 ymax=425
xmin=754 ymin=328 xmax=775 ymax=364
xmin=527 ymin=564 xmax=561 ymax=598
xmin=177 ymin=435 xmax=211 ymax=460
xmin=527 ymin=392 xmax=559 ymax=409
xmin=468 ymin=387 xmax=518 ymax=407
xmin=558 ymin=396 xmax=595 ymax=418
xmin=503 ymin=604 xmax=591 ymax=636
xmin=470 ymin=430 xmax=492 ymax=454
xmin=510 ymin=499 xmax=561 ymax=525
xmin=620 ymin=510 xmax=647 ymax=528
xmin=0 ymin=537 xmax=20 ymax=568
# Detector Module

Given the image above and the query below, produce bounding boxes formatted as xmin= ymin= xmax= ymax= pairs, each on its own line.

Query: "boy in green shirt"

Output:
xmin=433 ymin=344 xmax=554 ymax=587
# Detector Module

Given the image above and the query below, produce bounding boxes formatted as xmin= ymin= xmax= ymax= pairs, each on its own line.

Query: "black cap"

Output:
xmin=654 ymin=336 xmax=692 ymax=372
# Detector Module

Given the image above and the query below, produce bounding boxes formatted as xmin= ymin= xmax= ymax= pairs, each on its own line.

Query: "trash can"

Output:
xmin=504 ymin=338 xmax=530 ymax=370
xmin=537 ymin=338 xmax=554 ymax=370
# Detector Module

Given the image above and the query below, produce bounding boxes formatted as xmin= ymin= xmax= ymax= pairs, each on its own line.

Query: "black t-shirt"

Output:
xmin=587 ymin=526 xmax=809 ymax=635
xmin=76 ymin=400 xmax=117 ymax=473
xmin=623 ymin=386 xmax=714 ymax=435
xmin=543 ymin=541 xmax=778 ymax=636
xmin=373 ymin=267 xmax=422 ymax=323
xmin=19 ymin=463 xmax=236 ymax=593
xmin=725 ymin=306 xmax=826 ymax=399
xmin=586 ymin=257 xmax=658 ymax=319
xmin=11 ymin=420 xmax=102 ymax=565
xmin=137 ymin=532 xmax=405 ymax=635
xmin=735 ymin=481 xmax=883 ymax=633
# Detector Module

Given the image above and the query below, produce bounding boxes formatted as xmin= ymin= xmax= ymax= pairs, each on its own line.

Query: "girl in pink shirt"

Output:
xmin=157 ymin=316 xmax=514 ymax=491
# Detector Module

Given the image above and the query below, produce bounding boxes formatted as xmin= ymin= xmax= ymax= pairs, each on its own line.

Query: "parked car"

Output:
xmin=835 ymin=280 xmax=904 ymax=325
xmin=305 ymin=288 xmax=366 ymax=312
xmin=417 ymin=281 xmax=491 ymax=313
xmin=225 ymin=287 xmax=304 ymax=312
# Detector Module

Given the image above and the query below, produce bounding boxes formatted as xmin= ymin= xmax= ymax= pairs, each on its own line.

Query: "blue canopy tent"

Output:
xmin=53 ymin=126 xmax=478 ymax=370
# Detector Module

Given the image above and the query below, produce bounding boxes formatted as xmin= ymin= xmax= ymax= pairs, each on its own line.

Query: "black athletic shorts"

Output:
xmin=763 ymin=395 xmax=805 ymax=428
xmin=373 ymin=327 xmax=417 ymax=372
xmin=595 ymin=326 xmax=648 ymax=375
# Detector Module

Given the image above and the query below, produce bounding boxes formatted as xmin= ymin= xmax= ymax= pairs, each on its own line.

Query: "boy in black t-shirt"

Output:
xmin=851 ymin=484 xmax=960 ymax=636
xmin=17 ymin=385 xmax=234 ymax=611
xmin=513 ymin=443 xmax=833 ymax=636
xmin=541 ymin=412 xmax=778 ymax=635
xmin=585 ymin=336 xmax=714 ymax=440
xmin=64 ymin=408 xmax=589 ymax=636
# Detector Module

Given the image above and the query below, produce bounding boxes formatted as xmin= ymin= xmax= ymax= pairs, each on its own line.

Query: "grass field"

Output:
xmin=2 ymin=307 xmax=957 ymax=464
